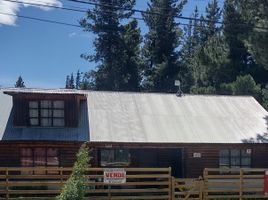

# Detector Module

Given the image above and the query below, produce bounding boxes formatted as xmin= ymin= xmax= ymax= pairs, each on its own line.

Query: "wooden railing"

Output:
xmin=0 ymin=167 xmax=172 ymax=200
xmin=172 ymin=178 xmax=203 ymax=200
xmin=0 ymin=167 xmax=267 ymax=200
xmin=203 ymin=168 xmax=268 ymax=200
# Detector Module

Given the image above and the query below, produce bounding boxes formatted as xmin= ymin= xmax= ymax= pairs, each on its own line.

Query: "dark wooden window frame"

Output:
xmin=20 ymin=147 xmax=60 ymax=174
xmin=219 ymin=149 xmax=251 ymax=168
xmin=99 ymin=148 xmax=130 ymax=167
xmin=29 ymin=100 xmax=65 ymax=127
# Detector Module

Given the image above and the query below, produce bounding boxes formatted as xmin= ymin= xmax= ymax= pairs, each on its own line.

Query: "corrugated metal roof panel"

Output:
xmin=86 ymin=92 xmax=268 ymax=143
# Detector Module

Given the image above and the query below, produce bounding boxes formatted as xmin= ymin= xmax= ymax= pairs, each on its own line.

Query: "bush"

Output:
xmin=57 ymin=143 xmax=90 ymax=200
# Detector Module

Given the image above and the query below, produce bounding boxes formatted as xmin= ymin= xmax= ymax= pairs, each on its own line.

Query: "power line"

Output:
xmin=1 ymin=0 xmax=268 ymax=31
xmin=64 ymin=0 xmax=224 ymax=25
xmin=0 ymin=0 xmax=200 ymax=29
xmin=0 ymin=12 xmax=81 ymax=27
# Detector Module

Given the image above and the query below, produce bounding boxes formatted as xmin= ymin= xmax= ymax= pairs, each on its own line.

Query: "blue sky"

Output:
xmin=0 ymin=0 xmax=221 ymax=88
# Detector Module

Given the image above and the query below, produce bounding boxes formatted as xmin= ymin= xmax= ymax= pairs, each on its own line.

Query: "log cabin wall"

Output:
xmin=0 ymin=141 xmax=267 ymax=178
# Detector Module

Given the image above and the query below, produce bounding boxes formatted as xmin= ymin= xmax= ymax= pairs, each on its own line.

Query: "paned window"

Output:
xmin=100 ymin=149 xmax=130 ymax=167
xmin=21 ymin=147 xmax=59 ymax=174
xmin=29 ymin=100 xmax=65 ymax=127
xmin=219 ymin=149 xmax=251 ymax=168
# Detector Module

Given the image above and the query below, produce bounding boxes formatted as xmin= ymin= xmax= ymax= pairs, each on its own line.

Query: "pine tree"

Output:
xmin=223 ymin=0 xmax=253 ymax=82
xmin=204 ymin=0 xmax=221 ymax=40
xmin=15 ymin=76 xmax=25 ymax=88
xmin=70 ymin=73 xmax=75 ymax=89
xmin=76 ymin=70 xmax=81 ymax=89
xmin=80 ymin=0 xmax=139 ymax=91
xmin=238 ymin=0 xmax=268 ymax=69
xmin=142 ymin=0 xmax=186 ymax=92
xmin=65 ymin=75 xmax=71 ymax=89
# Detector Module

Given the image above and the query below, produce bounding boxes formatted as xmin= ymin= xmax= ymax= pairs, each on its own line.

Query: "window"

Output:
xmin=29 ymin=100 xmax=65 ymax=127
xmin=219 ymin=149 xmax=251 ymax=169
xmin=100 ymin=149 xmax=130 ymax=167
xmin=21 ymin=147 xmax=59 ymax=174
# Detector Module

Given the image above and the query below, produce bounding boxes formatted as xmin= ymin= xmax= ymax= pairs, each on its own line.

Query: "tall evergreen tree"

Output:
xmin=65 ymin=75 xmax=71 ymax=89
xmin=70 ymin=73 xmax=75 ymax=89
xmin=204 ymin=0 xmax=221 ymax=40
xmin=15 ymin=76 xmax=25 ymax=88
xmin=80 ymin=0 xmax=140 ymax=91
xmin=76 ymin=70 xmax=81 ymax=89
xmin=142 ymin=0 xmax=186 ymax=92
xmin=223 ymin=0 xmax=253 ymax=82
xmin=238 ymin=0 xmax=268 ymax=69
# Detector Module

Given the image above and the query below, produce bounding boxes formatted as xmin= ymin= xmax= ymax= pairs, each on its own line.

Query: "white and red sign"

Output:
xmin=104 ymin=168 xmax=126 ymax=184
xmin=264 ymin=171 xmax=268 ymax=196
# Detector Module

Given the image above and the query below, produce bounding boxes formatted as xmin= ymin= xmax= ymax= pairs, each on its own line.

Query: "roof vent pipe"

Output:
xmin=175 ymin=80 xmax=183 ymax=97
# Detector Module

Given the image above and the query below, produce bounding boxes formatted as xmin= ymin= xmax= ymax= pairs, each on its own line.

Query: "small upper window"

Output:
xmin=29 ymin=100 xmax=65 ymax=127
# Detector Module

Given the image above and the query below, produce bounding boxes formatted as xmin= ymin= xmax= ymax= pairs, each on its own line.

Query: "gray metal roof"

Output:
xmin=0 ymin=91 xmax=89 ymax=141
xmin=2 ymin=87 xmax=86 ymax=95
xmin=86 ymin=92 xmax=268 ymax=143
xmin=1 ymin=89 xmax=267 ymax=143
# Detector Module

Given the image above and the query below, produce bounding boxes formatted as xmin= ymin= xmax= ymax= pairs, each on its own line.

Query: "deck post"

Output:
xmin=198 ymin=176 xmax=204 ymax=200
xmin=5 ymin=168 xmax=9 ymax=200
xmin=239 ymin=169 xmax=243 ymax=200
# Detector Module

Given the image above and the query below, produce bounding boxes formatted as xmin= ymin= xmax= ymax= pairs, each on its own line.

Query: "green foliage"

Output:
xmin=190 ymin=86 xmax=216 ymax=94
xmin=65 ymin=73 xmax=75 ymax=89
xmin=57 ymin=143 xmax=90 ymax=200
xmin=75 ymin=70 xmax=81 ymax=89
xmin=80 ymin=0 xmax=140 ymax=91
xmin=219 ymin=75 xmax=261 ymax=98
xmin=239 ymin=0 xmax=268 ymax=69
xmin=15 ymin=76 xmax=25 ymax=88
xmin=231 ymin=75 xmax=261 ymax=97
xmin=142 ymin=0 xmax=186 ymax=92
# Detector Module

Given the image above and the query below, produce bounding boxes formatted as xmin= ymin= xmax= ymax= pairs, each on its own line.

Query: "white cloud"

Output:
xmin=0 ymin=0 xmax=62 ymax=26
xmin=68 ymin=32 xmax=77 ymax=38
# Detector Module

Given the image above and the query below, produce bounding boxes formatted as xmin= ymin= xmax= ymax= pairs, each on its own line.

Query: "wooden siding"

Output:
xmin=0 ymin=141 xmax=267 ymax=178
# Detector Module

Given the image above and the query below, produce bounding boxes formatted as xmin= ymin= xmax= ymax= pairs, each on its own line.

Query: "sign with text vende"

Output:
xmin=265 ymin=171 xmax=268 ymax=196
xmin=104 ymin=168 xmax=126 ymax=184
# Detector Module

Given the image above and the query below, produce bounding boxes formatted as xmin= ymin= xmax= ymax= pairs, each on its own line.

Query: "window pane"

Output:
xmin=241 ymin=157 xmax=251 ymax=166
xmin=21 ymin=157 xmax=33 ymax=166
xmin=29 ymin=109 xmax=38 ymax=117
xmin=41 ymin=109 xmax=52 ymax=117
xmin=41 ymin=100 xmax=52 ymax=108
xmin=54 ymin=101 xmax=64 ymax=109
xmin=41 ymin=118 xmax=52 ymax=126
xmin=30 ymin=118 xmax=39 ymax=126
xmin=29 ymin=101 xmax=38 ymax=108
xmin=231 ymin=149 xmax=240 ymax=157
xmin=53 ymin=118 xmax=65 ymax=127
xmin=47 ymin=157 xmax=59 ymax=166
xmin=34 ymin=148 xmax=46 ymax=156
xmin=47 ymin=148 xmax=58 ymax=157
xmin=53 ymin=110 xmax=64 ymax=118
xmin=231 ymin=157 xmax=240 ymax=166
xmin=101 ymin=149 xmax=130 ymax=166
xmin=21 ymin=148 xmax=32 ymax=157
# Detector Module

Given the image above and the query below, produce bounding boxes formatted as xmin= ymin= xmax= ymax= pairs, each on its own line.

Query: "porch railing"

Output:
xmin=0 ymin=167 xmax=172 ymax=200
xmin=0 ymin=167 xmax=267 ymax=200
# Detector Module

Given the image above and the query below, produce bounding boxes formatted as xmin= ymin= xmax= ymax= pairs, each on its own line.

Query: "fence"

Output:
xmin=0 ymin=167 xmax=172 ymax=200
xmin=0 ymin=167 xmax=267 ymax=200
xmin=203 ymin=168 xmax=267 ymax=199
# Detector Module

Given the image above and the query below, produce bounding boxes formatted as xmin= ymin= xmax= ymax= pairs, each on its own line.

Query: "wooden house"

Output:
xmin=0 ymin=88 xmax=268 ymax=178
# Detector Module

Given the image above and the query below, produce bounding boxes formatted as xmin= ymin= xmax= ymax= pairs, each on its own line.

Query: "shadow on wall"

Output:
xmin=242 ymin=116 xmax=268 ymax=143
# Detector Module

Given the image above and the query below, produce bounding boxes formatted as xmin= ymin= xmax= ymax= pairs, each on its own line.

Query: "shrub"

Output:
xmin=57 ymin=143 xmax=90 ymax=200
